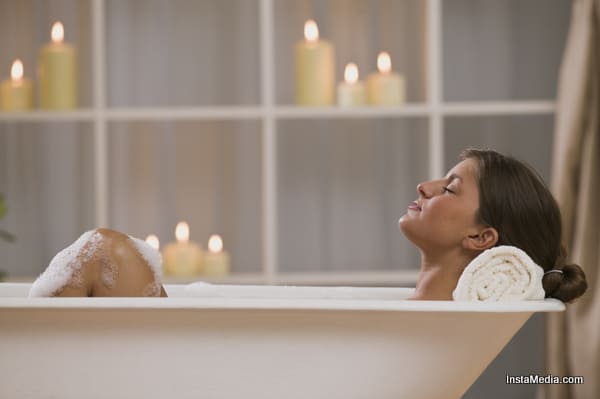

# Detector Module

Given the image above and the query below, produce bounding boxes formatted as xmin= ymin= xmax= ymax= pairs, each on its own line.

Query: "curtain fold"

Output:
xmin=544 ymin=0 xmax=600 ymax=398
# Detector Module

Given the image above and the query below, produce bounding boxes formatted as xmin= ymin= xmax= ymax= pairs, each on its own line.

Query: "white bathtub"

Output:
xmin=0 ymin=282 xmax=564 ymax=399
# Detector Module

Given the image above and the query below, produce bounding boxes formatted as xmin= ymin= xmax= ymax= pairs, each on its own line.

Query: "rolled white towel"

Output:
xmin=453 ymin=245 xmax=546 ymax=301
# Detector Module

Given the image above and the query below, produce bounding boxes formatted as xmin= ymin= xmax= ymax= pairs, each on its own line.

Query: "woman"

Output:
xmin=399 ymin=148 xmax=587 ymax=301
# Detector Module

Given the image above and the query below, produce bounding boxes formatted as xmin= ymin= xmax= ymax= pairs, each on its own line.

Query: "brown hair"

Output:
xmin=461 ymin=148 xmax=587 ymax=303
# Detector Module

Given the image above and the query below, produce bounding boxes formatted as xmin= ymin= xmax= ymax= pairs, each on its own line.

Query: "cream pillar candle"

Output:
xmin=295 ymin=20 xmax=335 ymax=106
xmin=367 ymin=52 xmax=406 ymax=106
xmin=0 ymin=59 xmax=33 ymax=111
xmin=337 ymin=63 xmax=366 ymax=107
xmin=39 ymin=21 xmax=77 ymax=110
xmin=162 ymin=222 xmax=204 ymax=276
xmin=203 ymin=235 xmax=230 ymax=276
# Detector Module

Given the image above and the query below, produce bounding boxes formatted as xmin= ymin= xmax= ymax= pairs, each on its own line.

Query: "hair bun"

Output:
xmin=542 ymin=263 xmax=587 ymax=303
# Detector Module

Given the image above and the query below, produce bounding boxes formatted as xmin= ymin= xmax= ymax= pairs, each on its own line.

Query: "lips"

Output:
xmin=408 ymin=201 xmax=422 ymax=211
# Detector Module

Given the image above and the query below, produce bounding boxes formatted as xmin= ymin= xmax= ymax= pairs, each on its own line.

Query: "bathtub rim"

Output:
xmin=0 ymin=283 xmax=565 ymax=313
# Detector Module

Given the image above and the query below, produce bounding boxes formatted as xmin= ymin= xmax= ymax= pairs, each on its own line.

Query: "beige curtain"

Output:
xmin=543 ymin=0 xmax=600 ymax=398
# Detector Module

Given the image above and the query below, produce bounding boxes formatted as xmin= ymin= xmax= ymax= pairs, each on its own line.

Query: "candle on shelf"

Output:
xmin=337 ymin=62 xmax=366 ymax=107
xmin=162 ymin=222 xmax=204 ymax=276
xmin=39 ymin=21 xmax=77 ymax=110
xmin=367 ymin=52 xmax=406 ymax=106
xmin=295 ymin=19 xmax=335 ymax=106
xmin=203 ymin=235 xmax=230 ymax=276
xmin=145 ymin=234 xmax=160 ymax=251
xmin=0 ymin=59 xmax=33 ymax=111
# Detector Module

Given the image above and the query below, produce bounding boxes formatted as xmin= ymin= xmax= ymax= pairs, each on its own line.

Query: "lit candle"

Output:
xmin=39 ymin=21 xmax=77 ymax=110
xmin=203 ymin=235 xmax=230 ymax=276
xmin=367 ymin=52 xmax=406 ymax=105
xmin=337 ymin=62 xmax=366 ymax=107
xmin=145 ymin=234 xmax=160 ymax=250
xmin=0 ymin=59 xmax=33 ymax=111
xmin=295 ymin=19 xmax=335 ymax=106
xmin=162 ymin=222 xmax=204 ymax=276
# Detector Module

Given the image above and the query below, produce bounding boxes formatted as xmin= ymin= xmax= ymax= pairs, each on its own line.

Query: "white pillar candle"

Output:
xmin=337 ymin=62 xmax=366 ymax=107
xmin=0 ymin=59 xmax=33 ymax=111
xmin=295 ymin=20 xmax=335 ymax=106
xmin=162 ymin=222 xmax=204 ymax=276
xmin=203 ymin=235 xmax=230 ymax=276
xmin=367 ymin=52 xmax=406 ymax=106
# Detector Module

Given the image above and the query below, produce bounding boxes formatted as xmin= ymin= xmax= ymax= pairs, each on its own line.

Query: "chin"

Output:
xmin=398 ymin=215 xmax=417 ymax=243
xmin=398 ymin=214 xmax=429 ymax=250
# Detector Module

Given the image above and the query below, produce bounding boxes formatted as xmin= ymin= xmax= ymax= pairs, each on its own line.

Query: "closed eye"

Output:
xmin=443 ymin=186 xmax=455 ymax=194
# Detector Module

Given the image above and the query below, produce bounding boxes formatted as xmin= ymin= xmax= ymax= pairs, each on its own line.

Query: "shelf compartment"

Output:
xmin=0 ymin=123 xmax=96 ymax=277
xmin=443 ymin=115 xmax=555 ymax=184
xmin=0 ymin=0 xmax=94 ymax=108
xmin=276 ymin=117 xmax=429 ymax=273
xmin=273 ymin=0 xmax=427 ymax=105
xmin=107 ymin=120 xmax=263 ymax=274
xmin=106 ymin=0 xmax=261 ymax=107
xmin=442 ymin=0 xmax=571 ymax=101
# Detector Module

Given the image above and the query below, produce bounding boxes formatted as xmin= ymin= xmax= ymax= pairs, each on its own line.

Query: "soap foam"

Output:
xmin=128 ymin=235 xmax=163 ymax=280
xmin=29 ymin=230 xmax=103 ymax=297
xmin=100 ymin=257 xmax=119 ymax=289
xmin=142 ymin=281 xmax=161 ymax=297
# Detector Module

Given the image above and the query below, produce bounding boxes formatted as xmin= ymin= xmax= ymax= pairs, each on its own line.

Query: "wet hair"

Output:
xmin=461 ymin=148 xmax=587 ymax=303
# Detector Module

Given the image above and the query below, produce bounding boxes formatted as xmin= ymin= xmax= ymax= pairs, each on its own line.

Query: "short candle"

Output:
xmin=39 ymin=21 xmax=77 ymax=110
xmin=367 ymin=52 xmax=406 ymax=106
xmin=203 ymin=235 xmax=230 ymax=276
xmin=295 ymin=19 xmax=335 ymax=106
xmin=0 ymin=59 xmax=33 ymax=111
xmin=162 ymin=222 xmax=204 ymax=276
xmin=337 ymin=62 xmax=366 ymax=107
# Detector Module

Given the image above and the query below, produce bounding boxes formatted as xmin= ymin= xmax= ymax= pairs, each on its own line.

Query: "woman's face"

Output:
xmin=399 ymin=158 xmax=482 ymax=251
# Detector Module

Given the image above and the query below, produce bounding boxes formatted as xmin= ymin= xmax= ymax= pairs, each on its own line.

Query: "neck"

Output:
xmin=410 ymin=249 xmax=473 ymax=300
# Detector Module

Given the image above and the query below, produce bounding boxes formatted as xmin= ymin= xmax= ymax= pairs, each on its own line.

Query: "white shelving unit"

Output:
xmin=0 ymin=0 xmax=566 ymax=285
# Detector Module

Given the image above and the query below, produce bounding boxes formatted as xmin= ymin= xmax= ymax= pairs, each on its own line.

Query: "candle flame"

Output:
xmin=10 ymin=59 xmax=24 ymax=81
xmin=145 ymin=234 xmax=160 ymax=250
xmin=304 ymin=20 xmax=319 ymax=43
xmin=208 ymin=235 xmax=223 ymax=253
xmin=175 ymin=221 xmax=190 ymax=243
xmin=344 ymin=63 xmax=359 ymax=84
xmin=377 ymin=52 xmax=392 ymax=74
xmin=51 ymin=21 xmax=64 ymax=44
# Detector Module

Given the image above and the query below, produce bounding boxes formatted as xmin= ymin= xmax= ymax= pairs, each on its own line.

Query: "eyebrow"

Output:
xmin=445 ymin=173 xmax=463 ymax=182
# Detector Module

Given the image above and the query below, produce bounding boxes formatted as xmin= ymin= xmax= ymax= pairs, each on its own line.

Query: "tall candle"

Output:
xmin=39 ymin=21 xmax=77 ymax=110
xmin=203 ymin=235 xmax=230 ymax=276
xmin=295 ymin=20 xmax=335 ymax=106
xmin=337 ymin=62 xmax=366 ymax=107
xmin=0 ymin=59 xmax=33 ymax=111
xmin=367 ymin=52 xmax=406 ymax=106
xmin=162 ymin=222 xmax=204 ymax=276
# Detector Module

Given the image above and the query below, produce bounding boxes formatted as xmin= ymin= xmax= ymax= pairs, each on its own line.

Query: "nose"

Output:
xmin=417 ymin=180 xmax=437 ymax=199
xmin=417 ymin=182 xmax=430 ymax=199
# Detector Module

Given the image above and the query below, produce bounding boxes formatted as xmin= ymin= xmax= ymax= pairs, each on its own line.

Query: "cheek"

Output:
xmin=400 ymin=198 xmax=475 ymax=246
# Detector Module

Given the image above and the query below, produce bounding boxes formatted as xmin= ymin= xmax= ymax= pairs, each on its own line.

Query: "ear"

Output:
xmin=462 ymin=226 xmax=498 ymax=251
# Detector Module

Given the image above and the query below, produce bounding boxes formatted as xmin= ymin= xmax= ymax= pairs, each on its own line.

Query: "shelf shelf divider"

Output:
xmin=92 ymin=0 xmax=109 ymax=228
xmin=260 ymin=0 xmax=277 ymax=284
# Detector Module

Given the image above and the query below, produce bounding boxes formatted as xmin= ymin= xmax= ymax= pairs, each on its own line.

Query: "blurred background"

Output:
xmin=0 ymin=1 xmax=588 ymax=398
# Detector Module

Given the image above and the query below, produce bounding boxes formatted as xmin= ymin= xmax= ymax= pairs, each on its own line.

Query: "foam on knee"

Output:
xmin=29 ymin=229 xmax=105 ymax=297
